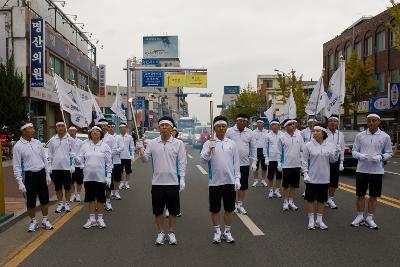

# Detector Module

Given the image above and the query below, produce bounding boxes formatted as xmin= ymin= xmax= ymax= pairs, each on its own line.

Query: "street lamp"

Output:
xmin=65 ymin=14 xmax=77 ymax=21
xmin=53 ymin=1 xmax=66 ymax=7
xmin=75 ymin=22 xmax=84 ymax=29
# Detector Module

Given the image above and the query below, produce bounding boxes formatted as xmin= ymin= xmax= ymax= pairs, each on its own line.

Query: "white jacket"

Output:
xmin=277 ymin=132 xmax=305 ymax=168
xmin=264 ymin=130 xmax=284 ymax=162
xmin=120 ymin=133 xmax=135 ymax=160
xmin=326 ymin=129 xmax=345 ymax=162
xmin=225 ymin=125 xmax=257 ymax=166
xmin=302 ymin=139 xmax=338 ymax=184
xmin=112 ymin=134 xmax=124 ymax=164
xmin=253 ymin=128 xmax=268 ymax=149
xmin=48 ymin=134 xmax=74 ymax=171
xmin=301 ymin=127 xmax=313 ymax=143
xmin=200 ymin=137 xmax=241 ymax=186
xmin=71 ymin=137 xmax=84 ymax=168
xmin=78 ymin=140 xmax=112 ymax=183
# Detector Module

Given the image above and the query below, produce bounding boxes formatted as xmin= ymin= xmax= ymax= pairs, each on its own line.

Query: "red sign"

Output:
xmin=99 ymin=86 xmax=105 ymax=97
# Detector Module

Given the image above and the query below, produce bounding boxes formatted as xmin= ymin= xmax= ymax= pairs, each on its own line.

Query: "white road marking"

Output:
xmin=385 ymin=171 xmax=400 ymax=176
xmin=391 ymin=161 xmax=398 ymax=164
xmin=196 ymin=165 xmax=208 ymax=175
xmin=236 ymin=213 xmax=265 ymax=236
xmin=187 ymin=154 xmax=193 ymax=159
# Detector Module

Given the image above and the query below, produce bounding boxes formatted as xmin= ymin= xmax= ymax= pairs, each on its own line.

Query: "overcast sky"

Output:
xmin=63 ymin=0 xmax=390 ymax=122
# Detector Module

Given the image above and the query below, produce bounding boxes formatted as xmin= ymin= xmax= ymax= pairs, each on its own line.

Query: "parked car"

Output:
xmin=179 ymin=128 xmax=194 ymax=144
xmin=341 ymin=130 xmax=359 ymax=168
xmin=192 ymin=126 xmax=211 ymax=149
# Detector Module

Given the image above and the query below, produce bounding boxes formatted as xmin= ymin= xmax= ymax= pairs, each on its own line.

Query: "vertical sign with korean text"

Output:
xmin=99 ymin=64 xmax=106 ymax=97
xmin=30 ymin=18 xmax=45 ymax=87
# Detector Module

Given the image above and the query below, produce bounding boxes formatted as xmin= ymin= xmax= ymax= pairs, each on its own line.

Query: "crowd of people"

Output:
xmin=12 ymin=111 xmax=392 ymax=244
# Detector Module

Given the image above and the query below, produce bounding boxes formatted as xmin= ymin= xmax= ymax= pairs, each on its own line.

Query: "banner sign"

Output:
xmin=142 ymin=58 xmax=160 ymax=65
xmin=369 ymin=96 xmax=389 ymax=113
xmin=99 ymin=64 xmax=106 ymax=97
xmin=224 ymin=86 xmax=240 ymax=95
xmin=142 ymin=71 xmax=164 ymax=87
xmin=30 ymin=18 xmax=45 ymax=87
xmin=143 ymin=36 xmax=179 ymax=59
xmin=389 ymin=83 xmax=400 ymax=109
xmin=186 ymin=72 xmax=207 ymax=88
xmin=164 ymin=72 xmax=186 ymax=87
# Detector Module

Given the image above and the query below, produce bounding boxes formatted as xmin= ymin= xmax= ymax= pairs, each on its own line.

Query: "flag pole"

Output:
xmin=210 ymin=99 xmax=215 ymax=155
xmin=52 ymin=68 xmax=67 ymax=128
xmin=337 ymin=55 xmax=345 ymax=145
xmin=309 ymin=69 xmax=325 ymax=141
xmin=129 ymin=100 xmax=141 ymax=145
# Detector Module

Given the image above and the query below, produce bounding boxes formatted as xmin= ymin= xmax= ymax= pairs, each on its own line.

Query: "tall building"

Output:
xmin=256 ymin=74 xmax=285 ymax=116
xmin=0 ymin=0 xmax=99 ymax=141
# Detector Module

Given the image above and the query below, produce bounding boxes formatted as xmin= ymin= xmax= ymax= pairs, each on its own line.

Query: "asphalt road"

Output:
xmin=8 ymin=145 xmax=400 ymax=266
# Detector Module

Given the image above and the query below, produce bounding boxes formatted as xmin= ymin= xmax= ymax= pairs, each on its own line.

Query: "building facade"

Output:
xmin=256 ymin=74 xmax=286 ymax=116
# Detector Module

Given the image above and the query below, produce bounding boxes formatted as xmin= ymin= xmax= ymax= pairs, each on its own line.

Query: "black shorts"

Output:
xmin=84 ymin=181 xmax=106 ymax=203
xmin=329 ymin=161 xmax=340 ymax=188
xmin=151 ymin=185 xmax=180 ymax=216
xmin=121 ymin=159 xmax=132 ymax=175
xmin=51 ymin=170 xmax=71 ymax=191
xmin=305 ymin=183 xmax=329 ymax=203
xmin=267 ymin=161 xmax=282 ymax=180
xmin=71 ymin=168 xmax=83 ymax=185
xmin=256 ymin=148 xmax=267 ymax=171
xmin=113 ymin=164 xmax=122 ymax=182
xmin=240 ymin=166 xmax=250 ymax=190
xmin=24 ymin=169 xmax=49 ymax=209
xmin=356 ymin=172 xmax=383 ymax=198
xmin=209 ymin=184 xmax=236 ymax=213
xmin=282 ymin=167 xmax=301 ymax=188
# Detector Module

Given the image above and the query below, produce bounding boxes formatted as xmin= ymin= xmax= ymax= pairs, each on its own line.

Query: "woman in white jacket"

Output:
xmin=302 ymin=124 xmax=340 ymax=230
xmin=78 ymin=126 xmax=112 ymax=229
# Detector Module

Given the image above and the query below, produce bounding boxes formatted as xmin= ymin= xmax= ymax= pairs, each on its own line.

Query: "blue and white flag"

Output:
xmin=325 ymin=60 xmax=345 ymax=118
xmin=111 ymin=85 xmax=127 ymax=122
xmin=305 ymin=74 xmax=326 ymax=116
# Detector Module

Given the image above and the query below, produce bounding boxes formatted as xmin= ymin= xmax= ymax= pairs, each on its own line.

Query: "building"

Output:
xmin=0 ymin=0 xmax=99 ymax=141
xmin=221 ymin=86 xmax=240 ymax=112
xmin=323 ymin=7 xmax=400 ymax=138
xmin=256 ymin=74 xmax=286 ymax=115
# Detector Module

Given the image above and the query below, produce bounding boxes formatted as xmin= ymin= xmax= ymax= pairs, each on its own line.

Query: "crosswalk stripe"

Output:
xmin=236 ymin=213 xmax=265 ymax=236
xmin=196 ymin=165 xmax=208 ymax=175
xmin=384 ymin=170 xmax=400 ymax=176
xmin=187 ymin=154 xmax=193 ymax=159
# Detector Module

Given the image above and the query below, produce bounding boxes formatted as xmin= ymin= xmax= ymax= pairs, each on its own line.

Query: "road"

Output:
xmin=3 ymin=145 xmax=400 ymax=266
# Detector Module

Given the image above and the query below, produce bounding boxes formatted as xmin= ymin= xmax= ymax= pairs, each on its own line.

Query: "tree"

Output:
xmin=388 ymin=0 xmax=400 ymax=50
xmin=276 ymin=70 xmax=307 ymax=119
xmin=223 ymin=89 xmax=266 ymax=123
xmin=344 ymin=52 xmax=377 ymax=128
xmin=0 ymin=57 xmax=25 ymax=135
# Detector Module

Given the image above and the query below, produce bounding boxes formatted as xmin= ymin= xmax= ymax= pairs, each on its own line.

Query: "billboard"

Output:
xmin=369 ymin=96 xmax=389 ymax=113
xmin=30 ymin=18 xmax=45 ymax=88
xmin=164 ymin=72 xmax=186 ymax=87
xmin=142 ymin=71 xmax=164 ymax=87
xmin=143 ymin=36 xmax=179 ymax=59
xmin=224 ymin=86 xmax=240 ymax=94
xmin=186 ymin=72 xmax=207 ymax=88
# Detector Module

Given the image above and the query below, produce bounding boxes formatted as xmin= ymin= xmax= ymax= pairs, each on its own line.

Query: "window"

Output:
xmin=263 ymin=80 xmax=273 ymax=88
xmin=48 ymin=54 xmax=64 ymax=76
xmin=390 ymin=30 xmax=396 ymax=48
xmin=335 ymin=50 xmax=342 ymax=68
xmin=376 ymin=31 xmax=385 ymax=52
xmin=66 ymin=65 xmax=76 ymax=83
xmin=107 ymin=92 xmax=111 ymax=96
xmin=390 ymin=69 xmax=400 ymax=82
xmin=328 ymin=52 xmax=334 ymax=71
xmin=113 ymin=92 xmax=116 ymax=96
xmin=89 ymin=79 xmax=98 ymax=95
xmin=354 ymin=41 xmax=362 ymax=59
xmin=376 ymin=72 xmax=385 ymax=92
xmin=345 ymin=44 xmax=352 ymax=60
xmin=364 ymin=36 xmax=372 ymax=57
xmin=79 ymin=73 xmax=88 ymax=89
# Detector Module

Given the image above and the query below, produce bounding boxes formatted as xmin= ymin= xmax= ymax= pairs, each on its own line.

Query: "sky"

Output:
xmin=61 ymin=0 xmax=391 ymax=122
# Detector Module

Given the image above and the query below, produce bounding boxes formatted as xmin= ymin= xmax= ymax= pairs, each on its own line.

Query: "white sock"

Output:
xmin=275 ymin=188 xmax=280 ymax=192
xmin=357 ymin=212 xmax=364 ymax=218
xmin=214 ymin=225 xmax=221 ymax=234
xmin=224 ymin=225 xmax=231 ymax=233
xmin=283 ymin=199 xmax=288 ymax=204
xmin=308 ymin=213 xmax=314 ymax=224
xmin=89 ymin=214 xmax=96 ymax=222
xmin=366 ymin=213 xmax=373 ymax=220
xmin=237 ymin=201 xmax=243 ymax=207
xmin=329 ymin=197 xmax=334 ymax=201
xmin=316 ymin=213 xmax=323 ymax=223
xmin=288 ymin=198 xmax=294 ymax=204
xmin=42 ymin=216 xmax=48 ymax=222
xmin=106 ymin=199 xmax=111 ymax=204
xmin=97 ymin=214 xmax=103 ymax=220
xmin=270 ymin=188 xmax=274 ymax=193
xmin=31 ymin=217 xmax=37 ymax=223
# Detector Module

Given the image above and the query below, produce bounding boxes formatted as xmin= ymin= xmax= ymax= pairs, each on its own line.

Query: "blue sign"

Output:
xmin=142 ymin=58 xmax=160 ymax=65
xmin=389 ymin=83 xmax=400 ymax=109
xmin=136 ymin=96 xmax=145 ymax=101
xmin=135 ymin=100 xmax=144 ymax=109
xmin=224 ymin=86 xmax=240 ymax=95
xmin=30 ymin=18 xmax=45 ymax=87
xmin=369 ymin=96 xmax=389 ymax=113
xmin=142 ymin=71 xmax=164 ymax=87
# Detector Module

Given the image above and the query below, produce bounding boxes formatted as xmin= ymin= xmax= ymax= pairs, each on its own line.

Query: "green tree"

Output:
xmin=276 ymin=70 xmax=306 ymax=119
xmin=344 ymin=52 xmax=377 ymax=128
xmin=0 ymin=57 xmax=25 ymax=135
xmin=223 ymin=89 xmax=266 ymax=123
xmin=388 ymin=0 xmax=400 ymax=50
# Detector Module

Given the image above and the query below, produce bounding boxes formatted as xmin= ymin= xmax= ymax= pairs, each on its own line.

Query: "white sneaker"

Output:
xmin=325 ymin=199 xmax=338 ymax=209
xmin=119 ymin=182 xmax=125 ymax=190
xmin=114 ymin=191 xmax=122 ymax=200
xmin=64 ymin=202 xmax=71 ymax=213
xmin=70 ymin=194 xmax=76 ymax=202
xmin=365 ymin=217 xmax=379 ymax=230
xmin=283 ymin=202 xmax=289 ymax=211
xmin=289 ymin=202 xmax=299 ymax=211
xmin=268 ymin=189 xmax=274 ymax=199
xmin=177 ymin=212 xmax=182 ymax=217
xmin=307 ymin=221 xmax=315 ymax=230
xmin=110 ymin=191 xmax=116 ymax=200
xmin=165 ymin=209 xmax=170 ymax=217
xmin=155 ymin=232 xmax=165 ymax=245
xmin=274 ymin=189 xmax=282 ymax=198
xmin=83 ymin=219 xmax=97 ymax=229
xmin=315 ymin=221 xmax=328 ymax=230
xmin=222 ymin=231 xmax=235 ymax=243
xmin=213 ymin=232 xmax=222 ymax=243
xmin=41 ymin=219 xmax=54 ymax=230
xmin=105 ymin=202 xmax=113 ymax=211
xmin=125 ymin=182 xmax=131 ymax=189
xmin=350 ymin=215 xmax=365 ymax=227
xmin=260 ymin=180 xmax=268 ymax=187
xmin=28 ymin=220 xmax=39 ymax=232
xmin=252 ymin=180 xmax=259 ymax=187
xmin=75 ymin=193 xmax=81 ymax=202
xmin=168 ymin=232 xmax=177 ymax=245
xmin=237 ymin=205 xmax=247 ymax=215
xmin=97 ymin=217 xmax=106 ymax=229
xmin=55 ymin=203 xmax=65 ymax=213
xmin=302 ymin=191 xmax=305 ymax=198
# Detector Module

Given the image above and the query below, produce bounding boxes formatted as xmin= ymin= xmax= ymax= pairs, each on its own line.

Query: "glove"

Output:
xmin=17 ymin=180 xmax=27 ymax=193
xmin=180 ymin=177 xmax=186 ymax=192
xmin=264 ymin=159 xmax=269 ymax=166
xmin=234 ymin=178 xmax=241 ymax=191
xmin=370 ymin=155 xmax=382 ymax=163
xmin=209 ymin=140 xmax=216 ymax=154
xmin=339 ymin=161 xmax=344 ymax=171
xmin=48 ymin=166 xmax=52 ymax=174
xmin=105 ymin=176 xmax=112 ymax=187
xmin=46 ymin=172 xmax=52 ymax=185
xmin=359 ymin=154 xmax=368 ymax=161
xmin=70 ymin=165 xmax=75 ymax=174
xmin=303 ymin=172 xmax=311 ymax=183
xmin=250 ymin=162 xmax=257 ymax=172
xmin=277 ymin=162 xmax=283 ymax=172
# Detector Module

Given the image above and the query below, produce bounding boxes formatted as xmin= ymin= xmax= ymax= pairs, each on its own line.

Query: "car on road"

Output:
xmin=143 ymin=131 xmax=159 ymax=147
xmin=192 ymin=126 xmax=211 ymax=149
xmin=179 ymin=128 xmax=194 ymax=144
xmin=341 ymin=130 xmax=359 ymax=168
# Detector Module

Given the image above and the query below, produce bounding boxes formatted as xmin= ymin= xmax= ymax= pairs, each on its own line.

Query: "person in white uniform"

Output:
xmin=109 ymin=122 xmax=124 ymax=200
xmin=264 ymin=119 xmax=284 ymax=198
xmin=301 ymin=117 xmax=317 ymax=143
xmin=252 ymin=118 xmax=268 ymax=187
xmin=119 ymin=122 xmax=135 ymax=190
xmin=302 ymin=124 xmax=340 ymax=230
xmin=139 ymin=116 xmax=187 ymax=245
xmin=351 ymin=114 xmax=392 ymax=229
xmin=69 ymin=126 xmax=84 ymax=203
xmin=225 ymin=114 xmax=257 ymax=215
xmin=13 ymin=121 xmax=53 ymax=232
xmin=78 ymin=126 xmax=112 ymax=229
xmin=48 ymin=121 xmax=75 ymax=213
xmin=201 ymin=115 xmax=241 ymax=244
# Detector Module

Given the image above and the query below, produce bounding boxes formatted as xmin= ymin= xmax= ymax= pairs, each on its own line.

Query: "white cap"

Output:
xmin=367 ymin=113 xmax=380 ymax=120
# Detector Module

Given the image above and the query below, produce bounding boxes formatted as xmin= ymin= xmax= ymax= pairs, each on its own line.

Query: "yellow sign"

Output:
xmin=164 ymin=72 xmax=186 ymax=87
xmin=186 ymin=72 xmax=207 ymax=88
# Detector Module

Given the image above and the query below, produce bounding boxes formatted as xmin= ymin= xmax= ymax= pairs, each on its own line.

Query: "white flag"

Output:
xmin=264 ymin=96 xmax=276 ymax=123
xmin=280 ymin=90 xmax=297 ymax=121
xmin=305 ymin=75 xmax=326 ymax=116
xmin=74 ymin=87 xmax=93 ymax=126
xmin=88 ymin=87 xmax=104 ymax=124
xmin=111 ymin=86 xmax=127 ymax=122
xmin=325 ymin=60 xmax=346 ymax=118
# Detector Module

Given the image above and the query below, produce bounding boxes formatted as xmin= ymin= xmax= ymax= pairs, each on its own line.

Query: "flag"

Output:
xmin=111 ymin=86 xmax=127 ymax=122
xmin=280 ymin=90 xmax=296 ymax=121
xmin=325 ymin=60 xmax=346 ymax=118
xmin=88 ymin=87 xmax=104 ymax=124
xmin=305 ymin=75 xmax=326 ymax=116
xmin=264 ymin=96 xmax=276 ymax=123
xmin=74 ymin=87 xmax=93 ymax=126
